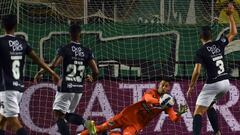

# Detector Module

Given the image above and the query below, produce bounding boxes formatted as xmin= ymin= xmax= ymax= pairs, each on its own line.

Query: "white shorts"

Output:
xmin=0 ymin=91 xmax=23 ymax=117
xmin=53 ymin=92 xmax=82 ymax=114
xmin=196 ymin=79 xmax=230 ymax=107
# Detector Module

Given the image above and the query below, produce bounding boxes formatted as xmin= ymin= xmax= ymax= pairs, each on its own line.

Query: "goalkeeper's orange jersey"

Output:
xmin=118 ymin=88 xmax=180 ymax=130
xmin=80 ymin=88 xmax=181 ymax=135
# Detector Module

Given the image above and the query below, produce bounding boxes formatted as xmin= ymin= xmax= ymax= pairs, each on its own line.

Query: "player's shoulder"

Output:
xmin=214 ymin=35 xmax=229 ymax=46
xmin=59 ymin=44 xmax=69 ymax=50
xmin=0 ymin=35 xmax=5 ymax=39
xmin=195 ymin=46 xmax=204 ymax=54
xmin=145 ymin=88 xmax=157 ymax=94
xmin=17 ymin=36 xmax=28 ymax=44
xmin=80 ymin=44 xmax=91 ymax=52
xmin=0 ymin=35 xmax=10 ymax=41
xmin=0 ymin=35 xmax=27 ymax=43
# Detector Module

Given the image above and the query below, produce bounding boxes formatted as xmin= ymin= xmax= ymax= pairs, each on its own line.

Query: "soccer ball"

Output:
xmin=159 ymin=93 xmax=175 ymax=108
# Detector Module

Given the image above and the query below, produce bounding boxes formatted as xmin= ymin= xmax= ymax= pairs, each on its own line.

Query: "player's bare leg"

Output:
xmin=0 ymin=115 xmax=7 ymax=135
xmin=7 ymin=117 xmax=27 ymax=135
xmin=54 ymin=110 xmax=70 ymax=135
xmin=193 ymin=105 xmax=208 ymax=135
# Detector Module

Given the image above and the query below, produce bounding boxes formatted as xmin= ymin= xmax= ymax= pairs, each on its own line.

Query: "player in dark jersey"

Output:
xmin=34 ymin=24 xmax=99 ymax=135
xmin=0 ymin=14 xmax=60 ymax=135
xmin=186 ymin=4 xmax=237 ymax=135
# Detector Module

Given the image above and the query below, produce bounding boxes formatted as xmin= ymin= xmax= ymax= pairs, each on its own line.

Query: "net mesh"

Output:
xmin=0 ymin=0 xmax=240 ymax=135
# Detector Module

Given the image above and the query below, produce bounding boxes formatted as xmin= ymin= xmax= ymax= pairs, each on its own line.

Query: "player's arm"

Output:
xmin=86 ymin=59 xmax=99 ymax=82
xmin=34 ymin=55 xmax=62 ymax=82
xmin=226 ymin=3 xmax=238 ymax=42
xmin=38 ymin=55 xmax=63 ymax=74
xmin=165 ymin=104 xmax=187 ymax=122
xmin=28 ymin=50 xmax=60 ymax=84
xmin=187 ymin=63 xmax=201 ymax=98
xmin=143 ymin=90 xmax=159 ymax=104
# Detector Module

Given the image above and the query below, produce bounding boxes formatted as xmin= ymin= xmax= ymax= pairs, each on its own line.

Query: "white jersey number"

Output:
xmin=12 ymin=60 xmax=20 ymax=80
xmin=216 ymin=60 xmax=225 ymax=74
xmin=66 ymin=61 xmax=85 ymax=82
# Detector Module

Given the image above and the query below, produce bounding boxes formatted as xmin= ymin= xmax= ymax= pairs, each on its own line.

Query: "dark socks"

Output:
xmin=0 ymin=129 xmax=5 ymax=135
xmin=207 ymin=107 xmax=219 ymax=134
xmin=56 ymin=118 xmax=70 ymax=135
xmin=16 ymin=128 xmax=27 ymax=135
xmin=193 ymin=114 xmax=202 ymax=135
xmin=102 ymin=131 xmax=108 ymax=135
xmin=65 ymin=113 xmax=85 ymax=125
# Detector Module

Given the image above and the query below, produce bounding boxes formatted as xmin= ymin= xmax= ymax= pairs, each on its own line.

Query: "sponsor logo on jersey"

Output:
xmin=72 ymin=46 xmax=85 ymax=57
xmin=9 ymin=40 xmax=23 ymax=51
xmin=67 ymin=83 xmax=83 ymax=88
xmin=220 ymin=37 xmax=227 ymax=43
xmin=207 ymin=45 xmax=220 ymax=54
xmin=13 ymin=81 xmax=24 ymax=87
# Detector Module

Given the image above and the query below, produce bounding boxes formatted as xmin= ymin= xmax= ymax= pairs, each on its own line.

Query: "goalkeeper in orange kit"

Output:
xmin=80 ymin=79 xmax=187 ymax=135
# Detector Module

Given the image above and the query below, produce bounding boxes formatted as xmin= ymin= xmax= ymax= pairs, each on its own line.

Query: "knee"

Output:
xmin=194 ymin=111 xmax=204 ymax=116
xmin=0 ymin=117 xmax=7 ymax=129
xmin=6 ymin=117 xmax=16 ymax=123
xmin=53 ymin=110 xmax=65 ymax=120
xmin=194 ymin=106 xmax=208 ymax=116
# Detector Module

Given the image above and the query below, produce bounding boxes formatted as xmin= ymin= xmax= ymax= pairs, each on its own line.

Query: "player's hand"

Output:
xmin=34 ymin=72 xmax=43 ymax=84
xmin=52 ymin=73 xmax=60 ymax=85
xmin=226 ymin=3 xmax=234 ymax=16
xmin=85 ymin=75 xmax=93 ymax=82
xmin=177 ymin=104 xmax=188 ymax=116
xmin=186 ymin=86 xmax=193 ymax=98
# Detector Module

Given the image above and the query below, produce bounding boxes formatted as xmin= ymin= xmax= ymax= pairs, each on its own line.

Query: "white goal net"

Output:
xmin=0 ymin=0 xmax=240 ymax=135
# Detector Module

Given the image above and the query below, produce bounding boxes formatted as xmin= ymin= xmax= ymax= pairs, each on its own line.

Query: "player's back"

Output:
xmin=0 ymin=35 xmax=32 ymax=92
xmin=58 ymin=41 xmax=93 ymax=93
xmin=196 ymin=36 xmax=229 ymax=83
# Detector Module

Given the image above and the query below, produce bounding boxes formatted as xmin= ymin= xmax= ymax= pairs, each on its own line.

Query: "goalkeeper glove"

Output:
xmin=177 ymin=104 xmax=188 ymax=116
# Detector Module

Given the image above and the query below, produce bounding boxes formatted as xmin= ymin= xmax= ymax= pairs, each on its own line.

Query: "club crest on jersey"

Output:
xmin=9 ymin=40 xmax=23 ymax=51
xmin=207 ymin=45 xmax=220 ymax=54
xmin=220 ymin=37 xmax=227 ymax=43
xmin=72 ymin=46 xmax=84 ymax=57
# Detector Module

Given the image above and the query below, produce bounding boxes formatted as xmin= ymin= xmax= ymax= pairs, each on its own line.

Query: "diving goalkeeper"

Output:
xmin=80 ymin=79 xmax=187 ymax=135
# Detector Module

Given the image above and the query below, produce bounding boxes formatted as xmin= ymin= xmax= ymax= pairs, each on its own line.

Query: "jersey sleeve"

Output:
xmin=57 ymin=46 xmax=65 ymax=57
xmin=165 ymin=107 xmax=180 ymax=122
xmin=25 ymin=41 xmax=33 ymax=55
xmin=217 ymin=35 xmax=229 ymax=47
xmin=143 ymin=89 xmax=159 ymax=104
xmin=86 ymin=48 xmax=95 ymax=61
xmin=194 ymin=49 xmax=203 ymax=64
